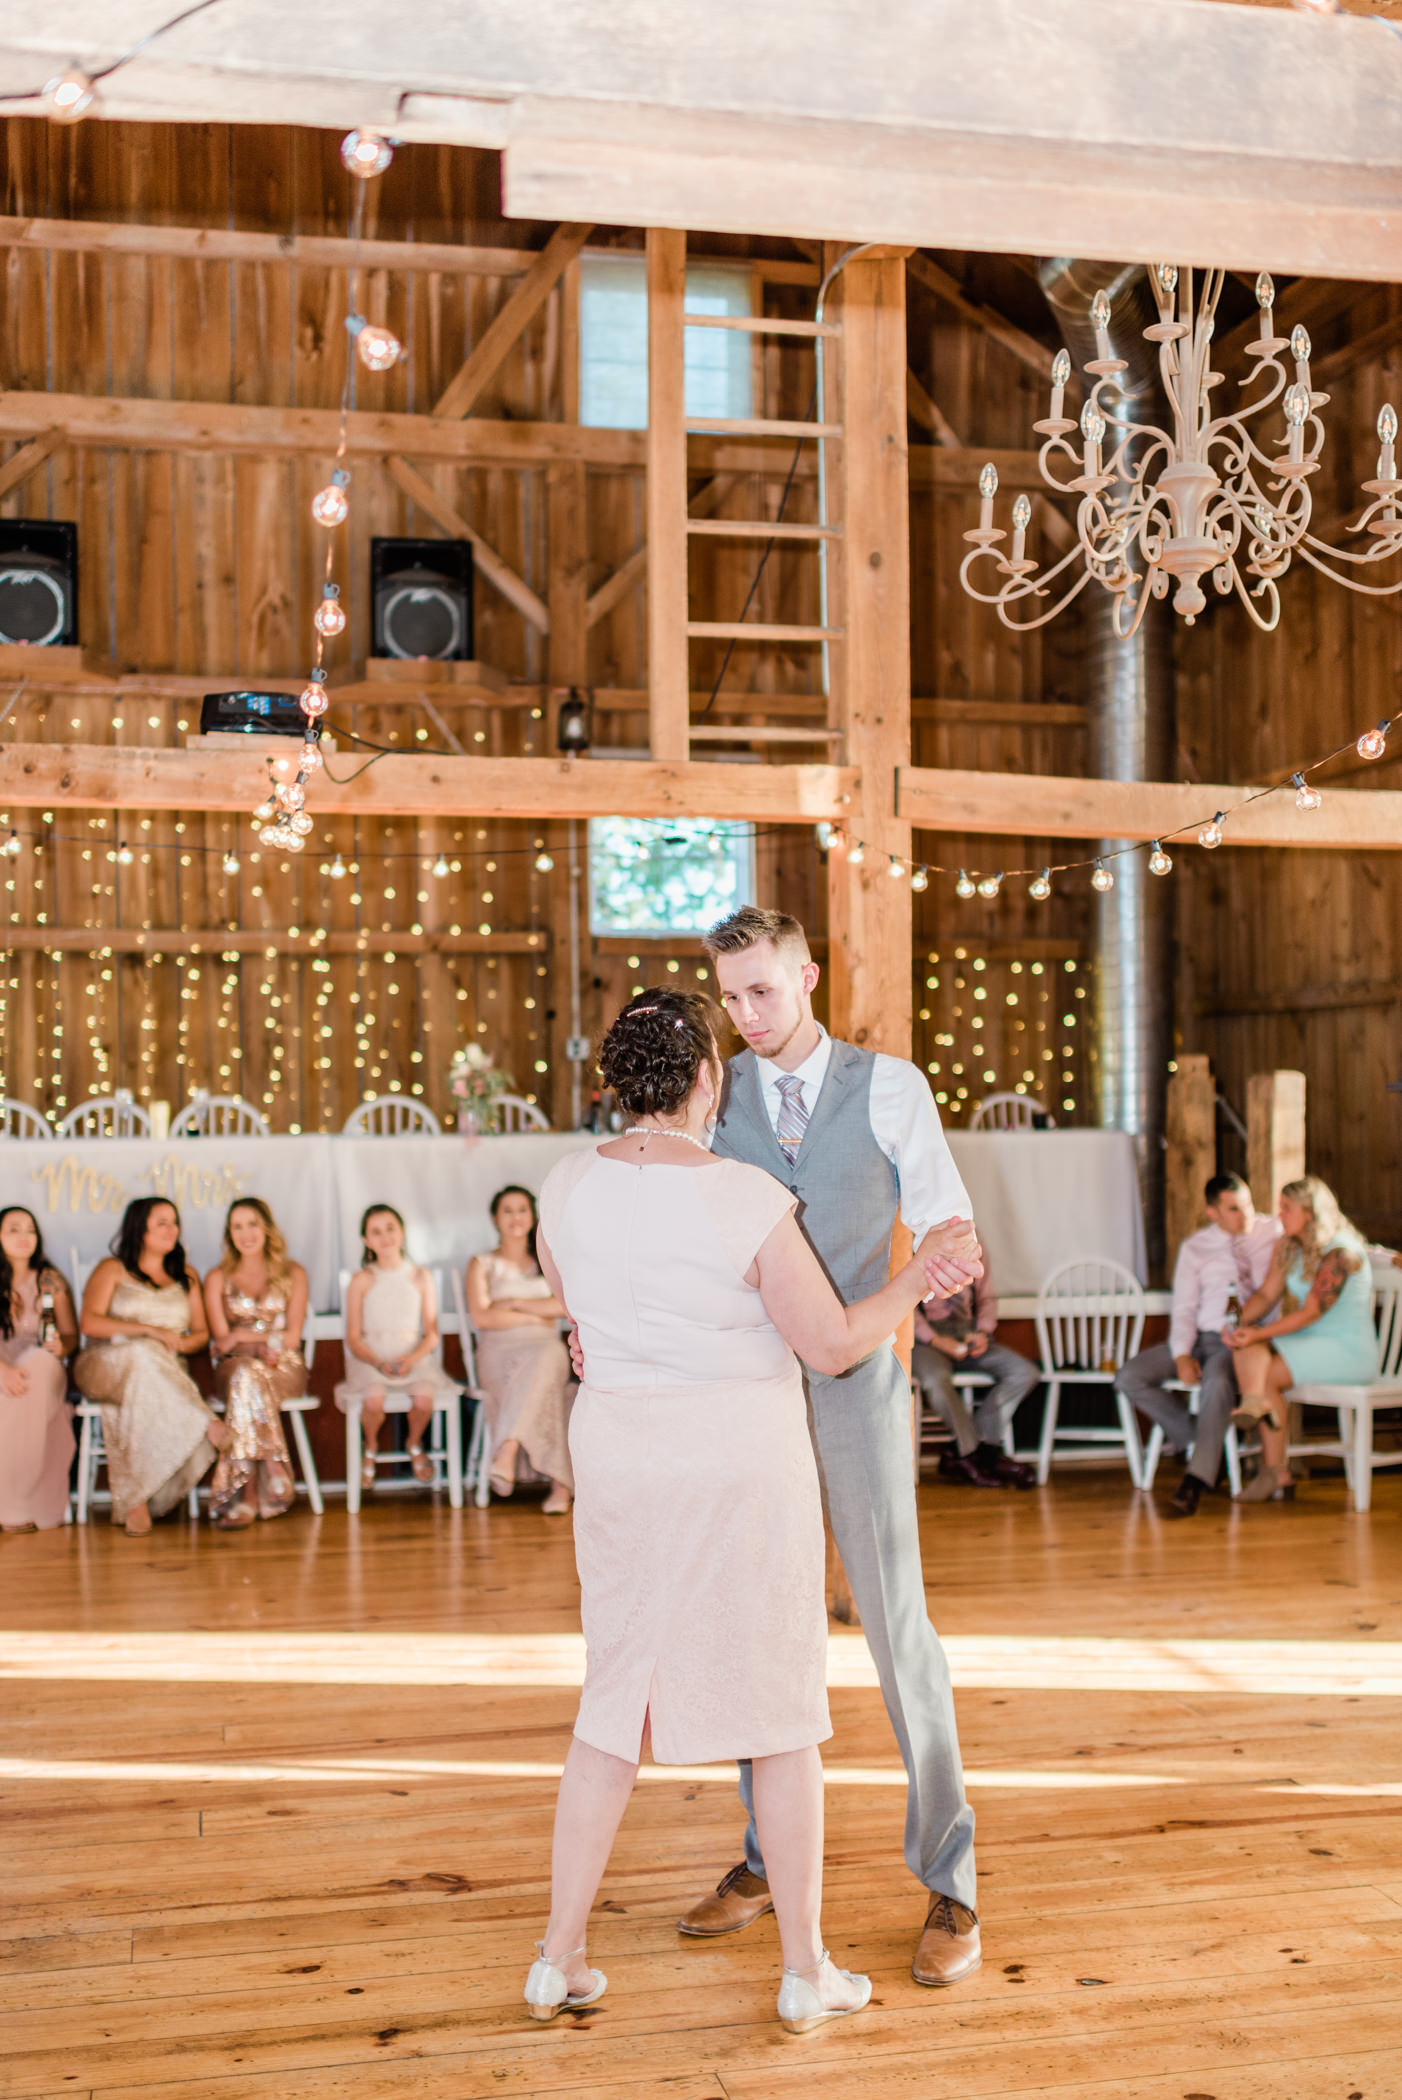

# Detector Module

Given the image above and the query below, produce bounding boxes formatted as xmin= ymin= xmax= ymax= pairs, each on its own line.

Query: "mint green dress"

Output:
xmin=1274 ymin=1234 xmax=1379 ymax=1385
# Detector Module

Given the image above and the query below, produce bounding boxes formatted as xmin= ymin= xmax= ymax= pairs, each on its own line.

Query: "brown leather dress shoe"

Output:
xmin=677 ymin=1861 xmax=774 ymax=1936
xmin=912 ymin=1892 xmax=981 ymax=1985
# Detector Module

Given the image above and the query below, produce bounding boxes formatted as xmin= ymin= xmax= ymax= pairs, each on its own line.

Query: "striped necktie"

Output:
xmin=775 ymin=1073 xmax=809 ymax=1163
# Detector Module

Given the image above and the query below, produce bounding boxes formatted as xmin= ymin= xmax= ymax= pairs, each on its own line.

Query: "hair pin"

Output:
xmin=629 ymin=1005 xmax=685 ymax=1027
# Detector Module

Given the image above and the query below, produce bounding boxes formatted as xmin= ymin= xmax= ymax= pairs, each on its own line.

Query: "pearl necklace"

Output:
xmin=628 ymin=1124 xmax=713 ymax=1155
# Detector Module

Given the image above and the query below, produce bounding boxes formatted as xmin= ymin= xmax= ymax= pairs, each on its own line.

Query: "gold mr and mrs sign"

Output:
xmin=30 ymin=1153 xmax=245 ymax=1217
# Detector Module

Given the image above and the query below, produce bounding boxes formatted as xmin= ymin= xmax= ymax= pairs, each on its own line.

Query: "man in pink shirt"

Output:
xmin=913 ymin=1257 xmax=1039 ymax=1488
xmin=1118 ymin=1173 xmax=1281 ymax=1518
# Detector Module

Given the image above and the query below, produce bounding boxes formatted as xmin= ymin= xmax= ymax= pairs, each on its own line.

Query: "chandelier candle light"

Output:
xmin=961 ymin=265 xmax=1402 ymax=635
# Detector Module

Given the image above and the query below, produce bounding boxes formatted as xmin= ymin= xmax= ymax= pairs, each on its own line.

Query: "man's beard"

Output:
xmin=751 ymin=1012 xmax=806 ymax=1061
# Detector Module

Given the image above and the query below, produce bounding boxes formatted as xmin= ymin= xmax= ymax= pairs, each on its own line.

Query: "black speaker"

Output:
xmin=371 ymin=537 xmax=474 ymax=661
xmin=0 ymin=520 xmax=78 ymax=647
xmin=200 ymin=691 xmax=310 ymax=738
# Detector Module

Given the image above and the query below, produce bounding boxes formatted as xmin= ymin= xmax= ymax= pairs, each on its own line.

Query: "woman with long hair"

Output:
xmin=74 ymin=1197 xmax=225 ymax=1536
xmin=521 ymin=988 xmax=980 ymax=2034
xmin=334 ymin=1204 xmax=459 ymax=1493
xmin=0 ymin=1206 xmax=78 ymax=1531
xmin=1226 ymin=1174 xmax=1379 ymax=1503
xmin=204 ymin=1197 xmax=309 ymax=1530
xmin=466 ymin=1184 xmax=574 ymax=1514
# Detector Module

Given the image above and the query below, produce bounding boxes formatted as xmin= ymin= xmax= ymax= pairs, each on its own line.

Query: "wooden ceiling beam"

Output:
xmin=432 ymin=223 xmax=592 ymax=419
xmin=907 ymin=254 xmax=1055 ymax=383
xmin=0 ymin=214 xmax=538 ymax=277
xmin=899 ymin=765 xmax=1402 ymax=849
xmin=0 ymin=742 xmax=855 ymax=822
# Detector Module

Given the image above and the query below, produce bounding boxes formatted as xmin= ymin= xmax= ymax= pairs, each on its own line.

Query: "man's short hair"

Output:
xmin=1204 ymin=1172 xmax=1248 ymax=1208
xmin=702 ymin=905 xmax=811 ymax=967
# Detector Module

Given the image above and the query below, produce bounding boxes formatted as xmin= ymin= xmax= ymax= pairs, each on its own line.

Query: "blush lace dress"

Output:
xmin=474 ymin=1253 xmax=574 ymax=1491
xmin=538 ymin=1147 xmax=831 ymax=1767
xmin=0 ymin=1271 xmax=76 ymax=1530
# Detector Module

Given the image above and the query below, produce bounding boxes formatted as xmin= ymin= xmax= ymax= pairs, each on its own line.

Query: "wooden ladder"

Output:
xmin=644 ymin=228 xmax=845 ymax=762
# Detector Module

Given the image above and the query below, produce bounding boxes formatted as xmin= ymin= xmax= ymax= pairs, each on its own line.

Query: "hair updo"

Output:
xmin=597 ymin=987 xmax=723 ymax=1119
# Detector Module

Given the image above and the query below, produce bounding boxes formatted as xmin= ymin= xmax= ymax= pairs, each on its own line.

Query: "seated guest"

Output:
xmin=335 ymin=1204 xmax=459 ymax=1493
xmin=1228 ymin=1175 xmax=1379 ymax=1505
xmin=75 ymin=1198 xmax=226 ymax=1536
xmin=912 ymin=1254 xmax=1038 ymax=1487
xmin=204 ymin=1198 xmax=308 ymax=1530
xmin=1119 ymin=1173 xmax=1281 ymax=1519
xmin=465 ymin=1184 xmax=574 ymax=1515
xmin=0 ymin=1206 xmax=79 ymax=1532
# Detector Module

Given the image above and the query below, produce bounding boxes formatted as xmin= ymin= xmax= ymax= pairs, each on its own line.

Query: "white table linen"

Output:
xmin=947 ymin=1129 xmax=1147 ymax=1295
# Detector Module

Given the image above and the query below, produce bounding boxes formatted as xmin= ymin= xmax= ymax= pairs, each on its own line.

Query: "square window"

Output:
xmin=587 ymin=817 xmax=755 ymax=937
xmin=579 ymin=254 xmax=754 ymax=429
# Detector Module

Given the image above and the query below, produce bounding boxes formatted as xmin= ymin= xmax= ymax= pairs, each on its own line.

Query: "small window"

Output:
xmin=579 ymin=255 xmax=754 ymax=430
xmin=588 ymin=817 xmax=755 ymax=937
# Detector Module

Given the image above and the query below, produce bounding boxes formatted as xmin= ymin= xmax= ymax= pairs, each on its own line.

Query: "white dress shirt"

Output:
xmin=753 ymin=1027 xmax=972 ymax=1237
xmin=1169 ymin=1215 xmax=1282 ymax=1359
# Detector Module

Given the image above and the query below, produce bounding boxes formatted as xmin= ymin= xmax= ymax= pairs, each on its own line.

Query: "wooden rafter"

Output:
xmin=432 ymin=223 xmax=592 ymax=419
xmin=584 ymin=474 xmax=740 ymax=631
xmin=0 ymin=428 xmax=62 ymax=502
xmin=384 ymin=457 xmax=549 ymax=633
xmin=906 ymin=255 xmax=1055 ymax=383
xmin=905 ymin=368 xmax=961 ymax=449
xmin=0 ymin=214 xmax=538 ymax=277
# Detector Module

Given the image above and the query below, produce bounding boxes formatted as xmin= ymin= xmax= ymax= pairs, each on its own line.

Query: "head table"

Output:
xmin=0 ymin=1125 xmax=1145 ymax=1311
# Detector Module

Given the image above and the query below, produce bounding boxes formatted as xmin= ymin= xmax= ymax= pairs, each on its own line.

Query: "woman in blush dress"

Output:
xmin=335 ymin=1205 xmax=460 ymax=1494
xmin=521 ymin=989 xmax=981 ymax=2036
xmin=204 ymin=1197 xmax=309 ymax=1530
xmin=75 ymin=1198 xmax=227 ymax=1536
xmin=0 ymin=1206 xmax=78 ymax=1532
xmin=466 ymin=1185 xmax=574 ymax=1514
xmin=1227 ymin=1175 xmax=1381 ymax=1504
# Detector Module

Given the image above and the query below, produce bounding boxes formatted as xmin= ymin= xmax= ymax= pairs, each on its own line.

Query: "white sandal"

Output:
xmin=523 ymin=1940 xmax=607 ymax=2021
xmin=777 ymin=1949 xmax=872 ymax=2036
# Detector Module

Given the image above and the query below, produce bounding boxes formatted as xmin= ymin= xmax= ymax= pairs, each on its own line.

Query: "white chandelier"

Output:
xmin=960 ymin=264 xmax=1402 ymax=636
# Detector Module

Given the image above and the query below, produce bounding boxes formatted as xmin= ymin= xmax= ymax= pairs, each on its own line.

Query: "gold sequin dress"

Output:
xmin=209 ymin=1277 xmax=303 ymax=1521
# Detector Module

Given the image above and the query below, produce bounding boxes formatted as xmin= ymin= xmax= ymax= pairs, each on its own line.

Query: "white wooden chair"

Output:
xmin=970 ymin=1091 xmax=1054 ymax=1131
xmin=170 ymin=1091 xmax=271 ymax=1138
xmin=449 ymin=1263 xmax=493 ymax=1506
xmin=341 ymin=1095 xmax=442 ymax=1137
xmin=0 ymin=1098 xmax=51 ymax=1138
xmin=1283 ymin=1270 xmax=1402 ymax=1513
xmin=1140 ymin=1383 xmax=1244 ymax=1499
xmin=57 ymin=1090 xmax=150 ymax=1139
xmin=492 ymin=1094 xmax=551 ymax=1133
xmin=338 ymin=1265 xmax=463 ymax=1511
xmin=1034 ymin=1258 xmax=1147 ymax=1485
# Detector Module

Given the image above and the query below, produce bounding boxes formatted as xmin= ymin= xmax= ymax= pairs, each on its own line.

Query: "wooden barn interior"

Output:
xmin=3 ymin=4 xmax=1402 ymax=2097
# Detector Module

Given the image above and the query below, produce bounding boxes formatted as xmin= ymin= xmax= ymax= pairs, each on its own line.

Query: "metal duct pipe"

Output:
xmin=1038 ymin=259 xmax=1175 ymax=1273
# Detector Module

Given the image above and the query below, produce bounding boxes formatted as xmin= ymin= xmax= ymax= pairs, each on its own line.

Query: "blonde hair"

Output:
xmin=220 ymin=1196 xmax=292 ymax=1292
xmin=702 ymin=905 xmax=811 ymax=967
xmin=1279 ymin=1175 xmax=1363 ymax=1282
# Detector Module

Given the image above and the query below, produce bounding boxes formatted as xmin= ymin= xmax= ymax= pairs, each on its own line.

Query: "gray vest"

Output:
xmin=712 ymin=1039 xmax=898 ymax=1306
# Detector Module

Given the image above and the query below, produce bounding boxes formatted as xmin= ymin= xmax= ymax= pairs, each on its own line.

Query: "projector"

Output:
xmin=199 ymin=691 xmax=310 ymax=738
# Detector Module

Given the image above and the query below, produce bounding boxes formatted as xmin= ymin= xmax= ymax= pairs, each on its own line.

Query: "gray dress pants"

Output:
xmin=738 ymin=1345 xmax=977 ymax=1909
xmin=912 ymin=1337 xmax=1040 ymax=1456
xmin=1116 ymin=1330 xmax=1237 ymax=1487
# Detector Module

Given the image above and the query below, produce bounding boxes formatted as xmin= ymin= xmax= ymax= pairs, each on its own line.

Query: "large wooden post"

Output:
xmin=546 ymin=460 xmax=589 ymax=1129
xmin=646 ymin=227 xmax=689 ymax=762
xmin=825 ymin=252 xmax=913 ymax=1056
xmin=1165 ymin=1053 xmax=1216 ymax=1272
xmin=1247 ymin=1069 xmax=1306 ymax=1214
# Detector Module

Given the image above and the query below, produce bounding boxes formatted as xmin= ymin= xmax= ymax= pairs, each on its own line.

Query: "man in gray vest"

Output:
xmin=677 ymin=904 xmax=983 ymax=1987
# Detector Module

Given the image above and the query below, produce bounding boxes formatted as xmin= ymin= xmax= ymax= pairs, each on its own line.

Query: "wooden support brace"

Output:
xmin=1165 ymin=1054 xmax=1217 ymax=1274
xmin=386 ymin=457 xmax=550 ymax=633
xmin=905 ymin=368 xmax=961 ymax=449
xmin=1247 ymin=1070 xmax=1307 ymax=1214
xmin=432 ymin=223 xmax=593 ymax=419
xmin=0 ymin=428 xmax=62 ymax=502
xmin=907 ymin=253 xmax=1056 ymax=382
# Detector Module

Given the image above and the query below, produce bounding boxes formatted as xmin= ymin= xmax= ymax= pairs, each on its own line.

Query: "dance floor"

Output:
xmin=4 ymin=1475 xmax=1402 ymax=2100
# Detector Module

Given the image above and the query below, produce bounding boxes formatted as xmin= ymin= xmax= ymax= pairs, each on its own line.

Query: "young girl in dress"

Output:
xmin=335 ymin=1205 xmax=459 ymax=1493
xmin=466 ymin=1185 xmax=573 ymax=1514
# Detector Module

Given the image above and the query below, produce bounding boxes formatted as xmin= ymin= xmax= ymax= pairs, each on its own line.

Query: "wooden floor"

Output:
xmin=4 ymin=1472 xmax=1402 ymax=2100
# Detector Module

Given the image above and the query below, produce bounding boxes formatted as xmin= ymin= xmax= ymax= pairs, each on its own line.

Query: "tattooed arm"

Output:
xmin=1229 ymin=1247 xmax=1359 ymax=1349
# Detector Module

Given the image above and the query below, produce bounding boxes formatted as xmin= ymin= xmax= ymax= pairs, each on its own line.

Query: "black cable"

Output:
xmin=4 ymin=0 xmax=231 ymax=103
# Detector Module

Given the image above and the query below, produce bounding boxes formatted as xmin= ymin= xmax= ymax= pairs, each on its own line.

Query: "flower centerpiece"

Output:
xmin=448 ymin=1042 xmax=514 ymax=1135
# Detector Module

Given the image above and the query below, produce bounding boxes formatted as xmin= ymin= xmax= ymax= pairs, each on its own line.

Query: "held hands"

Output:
xmin=964 ymin=1331 xmax=990 ymax=1360
xmin=916 ymin=1216 xmax=983 ymax=1302
xmin=1224 ymin=1324 xmax=1263 ymax=1351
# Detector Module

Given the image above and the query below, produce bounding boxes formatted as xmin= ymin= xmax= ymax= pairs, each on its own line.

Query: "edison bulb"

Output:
xmin=43 ymin=69 xmax=94 ymax=122
xmin=115 ymin=842 xmax=134 ymax=866
xmin=1080 ymin=402 xmax=1106 ymax=444
xmin=299 ymin=740 xmax=323 ymax=772
xmin=314 ymin=588 xmax=345 ymax=637
xmin=1283 ymin=383 xmax=1311 ymax=428
xmin=1012 ymin=493 xmax=1032 ymax=531
xmin=311 ymin=476 xmax=350 ymax=527
xmin=299 ymin=680 xmax=329 ymax=718
xmin=1148 ymin=842 xmax=1173 ymax=876
xmin=432 ymin=855 xmax=450 ymax=877
xmin=534 ymin=850 xmax=555 ymax=873
xmin=253 ymin=799 xmax=276 ymax=822
xmin=976 ymin=873 xmax=1002 ymax=899
xmin=1156 ymin=263 xmax=1179 ymax=296
xmin=887 ymin=855 xmax=905 ymax=880
xmin=910 ymin=865 xmax=929 ymax=893
xmin=1089 ymin=288 xmax=1112 ymax=328
xmin=1198 ymin=816 xmax=1224 ymax=849
xmin=1255 ymin=270 xmax=1276 ymax=310
xmin=1091 ymin=859 xmax=1115 ymax=892
xmin=328 ymin=855 xmax=348 ymax=880
xmin=846 ymin=840 xmax=866 ymax=866
xmin=1380 ymin=405 xmax=1398 ymax=446
xmin=2 ymin=832 xmax=20 ymax=856
xmin=978 ymin=463 xmax=998 ymax=499
xmin=1357 ymin=723 xmax=1388 ymax=760
xmin=1291 ymin=324 xmax=1312 ymax=363
xmin=1029 ymin=869 xmax=1052 ymax=901
xmin=222 ymin=851 xmax=240 ymax=875
xmin=1051 ymin=348 xmax=1071 ymax=387
xmin=290 ymin=811 xmax=314 ymax=836
xmin=280 ymin=781 xmax=306 ymax=810
xmin=341 ymin=129 xmax=393 ymax=178
xmin=955 ymin=870 xmax=976 ymax=900
xmin=356 ymin=322 xmax=401 ymax=372
xmin=1293 ymin=772 xmax=1322 ymax=811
